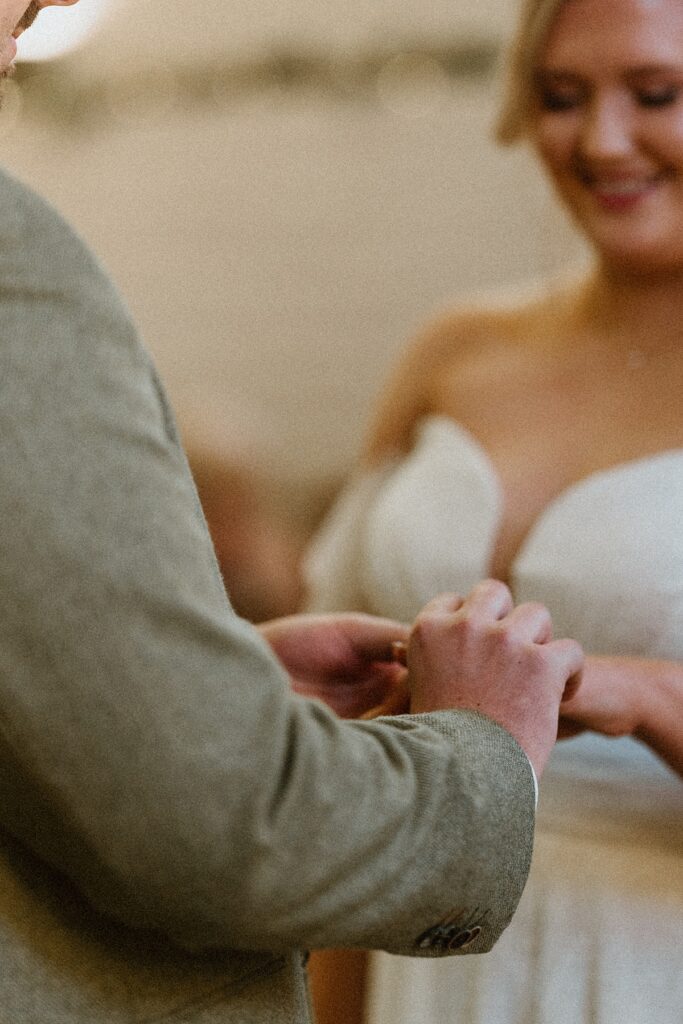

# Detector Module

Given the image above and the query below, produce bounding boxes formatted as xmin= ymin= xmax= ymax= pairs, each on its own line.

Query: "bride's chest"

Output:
xmin=480 ymin=425 xmax=680 ymax=583
xmin=434 ymin=357 xmax=683 ymax=582
xmin=362 ymin=416 xmax=683 ymax=656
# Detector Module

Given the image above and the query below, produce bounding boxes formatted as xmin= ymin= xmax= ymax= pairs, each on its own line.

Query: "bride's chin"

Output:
xmin=594 ymin=238 xmax=683 ymax=277
xmin=576 ymin=209 xmax=683 ymax=270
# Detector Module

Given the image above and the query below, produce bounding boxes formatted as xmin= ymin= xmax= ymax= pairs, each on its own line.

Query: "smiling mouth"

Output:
xmin=590 ymin=179 xmax=661 ymax=196
xmin=574 ymin=167 xmax=666 ymax=197
xmin=574 ymin=174 xmax=667 ymax=213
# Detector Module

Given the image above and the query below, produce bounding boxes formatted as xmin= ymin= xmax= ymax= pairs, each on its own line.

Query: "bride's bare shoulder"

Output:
xmin=427 ymin=276 xmax=582 ymax=360
xmin=363 ymin=275 xmax=585 ymax=463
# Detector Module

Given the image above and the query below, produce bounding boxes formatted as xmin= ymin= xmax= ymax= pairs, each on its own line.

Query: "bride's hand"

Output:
xmin=558 ymin=656 xmax=642 ymax=739
xmin=258 ymin=613 xmax=409 ymax=719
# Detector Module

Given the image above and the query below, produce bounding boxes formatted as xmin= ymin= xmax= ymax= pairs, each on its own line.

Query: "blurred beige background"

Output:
xmin=1 ymin=0 xmax=587 ymax=502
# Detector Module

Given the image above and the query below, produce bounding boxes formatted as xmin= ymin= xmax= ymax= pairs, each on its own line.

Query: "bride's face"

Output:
xmin=530 ymin=0 xmax=683 ymax=271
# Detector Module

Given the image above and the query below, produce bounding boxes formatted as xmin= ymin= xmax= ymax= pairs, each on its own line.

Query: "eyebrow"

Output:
xmin=626 ymin=63 xmax=683 ymax=76
xmin=532 ymin=69 xmax=583 ymax=85
xmin=537 ymin=62 xmax=683 ymax=78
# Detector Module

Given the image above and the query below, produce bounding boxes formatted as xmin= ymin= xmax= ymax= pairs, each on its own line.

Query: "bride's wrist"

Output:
xmin=632 ymin=660 xmax=682 ymax=745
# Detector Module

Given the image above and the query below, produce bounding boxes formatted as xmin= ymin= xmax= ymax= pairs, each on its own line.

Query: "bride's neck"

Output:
xmin=580 ymin=262 xmax=683 ymax=352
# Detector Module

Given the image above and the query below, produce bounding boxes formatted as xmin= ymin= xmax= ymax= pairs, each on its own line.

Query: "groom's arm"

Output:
xmin=0 ymin=171 xmax=536 ymax=958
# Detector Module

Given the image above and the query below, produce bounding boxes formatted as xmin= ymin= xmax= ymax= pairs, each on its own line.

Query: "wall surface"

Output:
xmin=0 ymin=0 xmax=587 ymax=490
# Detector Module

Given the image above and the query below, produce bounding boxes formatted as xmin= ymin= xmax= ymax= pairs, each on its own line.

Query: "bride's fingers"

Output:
xmin=344 ymin=615 xmax=410 ymax=662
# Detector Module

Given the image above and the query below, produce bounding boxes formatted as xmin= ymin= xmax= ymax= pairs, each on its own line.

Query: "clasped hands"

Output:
xmin=260 ymin=580 xmax=584 ymax=778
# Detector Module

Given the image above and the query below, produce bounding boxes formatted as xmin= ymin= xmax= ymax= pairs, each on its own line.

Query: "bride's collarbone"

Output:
xmin=434 ymin=357 xmax=681 ymax=479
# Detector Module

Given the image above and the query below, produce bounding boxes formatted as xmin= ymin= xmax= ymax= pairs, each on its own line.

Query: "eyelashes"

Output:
xmin=637 ymin=89 xmax=679 ymax=107
xmin=538 ymin=91 xmax=582 ymax=112
xmin=536 ymin=85 xmax=681 ymax=113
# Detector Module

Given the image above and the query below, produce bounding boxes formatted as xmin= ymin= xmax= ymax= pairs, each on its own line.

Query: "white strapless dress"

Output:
xmin=305 ymin=416 xmax=683 ymax=1024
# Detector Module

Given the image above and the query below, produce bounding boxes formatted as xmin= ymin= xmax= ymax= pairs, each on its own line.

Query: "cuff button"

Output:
xmin=448 ymin=925 xmax=481 ymax=950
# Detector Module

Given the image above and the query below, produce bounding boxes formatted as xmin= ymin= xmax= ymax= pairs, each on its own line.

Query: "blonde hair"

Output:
xmin=495 ymin=0 xmax=566 ymax=144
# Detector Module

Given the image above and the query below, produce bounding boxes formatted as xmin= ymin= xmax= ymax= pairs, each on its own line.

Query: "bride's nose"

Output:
xmin=578 ymin=95 xmax=634 ymax=162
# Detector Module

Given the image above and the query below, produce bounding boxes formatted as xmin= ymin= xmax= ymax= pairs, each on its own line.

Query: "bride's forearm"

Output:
xmin=561 ymin=656 xmax=683 ymax=776
xmin=631 ymin=659 xmax=683 ymax=776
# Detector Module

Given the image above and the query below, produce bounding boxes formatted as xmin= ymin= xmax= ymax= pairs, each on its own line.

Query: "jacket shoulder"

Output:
xmin=0 ymin=166 xmax=131 ymax=322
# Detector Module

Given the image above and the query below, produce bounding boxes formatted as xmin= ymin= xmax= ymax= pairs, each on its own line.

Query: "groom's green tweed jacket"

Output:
xmin=0 ymin=168 xmax=535 ymax=1023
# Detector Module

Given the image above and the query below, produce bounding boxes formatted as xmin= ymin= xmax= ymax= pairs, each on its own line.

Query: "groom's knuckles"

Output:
xmin=548 ymin=638 xmax=585 ymax=687
xmin=466 ymin=578 xmax=513 ymax=616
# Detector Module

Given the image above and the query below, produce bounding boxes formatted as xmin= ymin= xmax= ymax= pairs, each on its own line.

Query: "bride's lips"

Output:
xmin=583 ymin=174 xmax=664 ymax=211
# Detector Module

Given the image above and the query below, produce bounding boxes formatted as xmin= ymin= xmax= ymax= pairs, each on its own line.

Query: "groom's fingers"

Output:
xmin=462 ymin=579 xmax=514 ymax=621
xmin=347 ymin=663 xmax=407 ymax=708
xmin=361 ymin=676 xmax=411 ymax=719
xmin=344 ymin=614 xmax=410 ymax=662
xmin=415 ymin=592 xmax=465 ymax=618
xmin=503 ymin=602 xmax=553 ymax=643
xmin=547 ymin=639 xmax=584 ymax=700
xmin=391 ymin=640 xmax=408 ymax=665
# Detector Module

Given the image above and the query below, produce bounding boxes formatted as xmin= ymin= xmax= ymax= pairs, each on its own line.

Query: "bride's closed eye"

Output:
xmin=538 ymin=88 xmax=584 ymax=112
xmin=533 ymin=72 xmax=586 ymax=113
xmin=636 ymin=87 xmax=680 ymax=108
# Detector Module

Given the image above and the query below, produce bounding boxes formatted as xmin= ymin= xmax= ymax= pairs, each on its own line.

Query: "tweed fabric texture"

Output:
xmin=0 ymin=169 xmax=534 ymax=1023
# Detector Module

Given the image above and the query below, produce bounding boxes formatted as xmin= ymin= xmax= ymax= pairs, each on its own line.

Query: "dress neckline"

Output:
xmin=416 ymin=414 xmax=683 ymax=579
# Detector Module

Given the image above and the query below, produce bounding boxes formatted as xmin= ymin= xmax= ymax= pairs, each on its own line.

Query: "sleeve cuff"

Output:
xmin=527 ymin=758 xmax=539 ymax=807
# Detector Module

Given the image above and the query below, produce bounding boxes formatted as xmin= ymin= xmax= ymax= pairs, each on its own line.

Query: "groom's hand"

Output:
xmin=258 ymin=613 xmax=409 ymax=719
xmin=407 ymin=580 xmax=584 ymax=778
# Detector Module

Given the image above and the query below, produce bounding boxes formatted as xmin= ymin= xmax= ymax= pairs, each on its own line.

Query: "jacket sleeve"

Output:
xmin=0 ymin=171 xmax=535 ymax=958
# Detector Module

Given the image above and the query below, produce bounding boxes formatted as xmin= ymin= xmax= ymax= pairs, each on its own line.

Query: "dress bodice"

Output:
xmin=306 ymin=416 xmax=683 ymax=844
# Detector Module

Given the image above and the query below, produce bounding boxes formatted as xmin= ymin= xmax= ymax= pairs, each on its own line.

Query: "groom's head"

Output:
xmin=1 ymin=1 xmax=80 ymax=95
